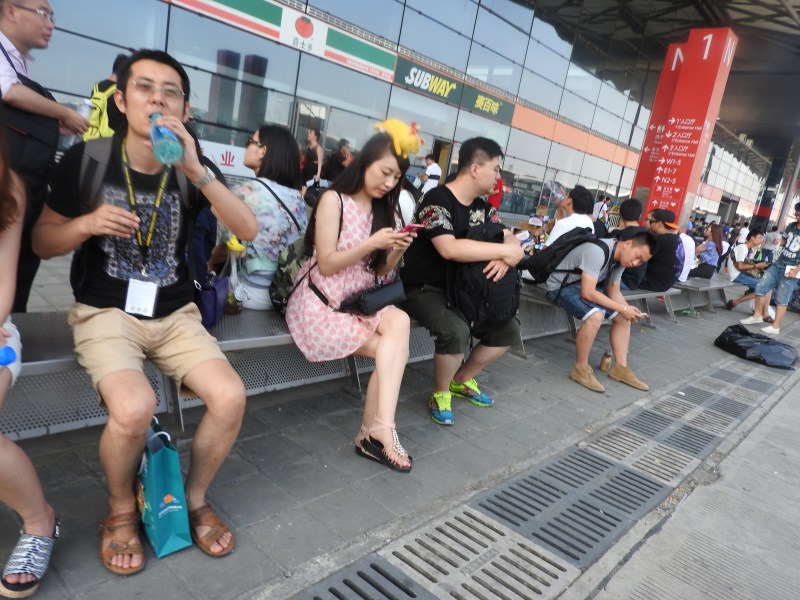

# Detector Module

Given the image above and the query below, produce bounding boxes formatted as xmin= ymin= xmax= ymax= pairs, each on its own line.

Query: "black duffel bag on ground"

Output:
xmin=714 ymin=324 xmax=797 ymax=369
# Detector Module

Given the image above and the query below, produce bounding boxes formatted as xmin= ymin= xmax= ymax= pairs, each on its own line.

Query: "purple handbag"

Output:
xmin=195 ymin=273 xmax=228 ymax=329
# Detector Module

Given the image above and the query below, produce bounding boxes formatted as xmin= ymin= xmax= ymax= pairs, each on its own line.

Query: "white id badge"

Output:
xmin=125 ymin=275 xmax=159 ymax=317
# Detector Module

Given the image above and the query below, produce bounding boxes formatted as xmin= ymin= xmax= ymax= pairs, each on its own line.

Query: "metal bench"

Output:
xmin=675 ymin=276 xmax=737 ymax=314
xmin=0 ymin=312 xmax=170 ymax=441
xmin=622 ymin=287 xmax=681 ymax=326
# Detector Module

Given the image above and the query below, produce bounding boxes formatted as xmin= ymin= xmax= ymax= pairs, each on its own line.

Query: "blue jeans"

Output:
xmin=754 ymin=264 xmax=799 ymax=306
xmin=546 ymin=285 xmax=618 ymax=321
xmin=733 ymin=272 xmax=760 ymax=290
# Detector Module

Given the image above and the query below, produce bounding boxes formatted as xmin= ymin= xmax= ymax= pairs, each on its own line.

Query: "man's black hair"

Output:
xmin=619 ymin=198 xmax=643 ymax=222
xmin=117 ymin=49 xmax=191 ymax=99
xmin=425 ymin=153 xmax=435 ymax=161
xmin=747 ymin=229 xmax=764 ymax=241
xmin=629 ymin=231 xmax=659 ymax=257
xmin=456 ymin=137 xmax=503 ymax=175
xmin=337 ymin=138 xmax=349 ymax=149
xmin=772 ymin=225 xmax=779 ymax=232
xmin=568 ymin=184 xmax=593 ymax=215
xmin=112 ymin=53 xmax=128 ymax=76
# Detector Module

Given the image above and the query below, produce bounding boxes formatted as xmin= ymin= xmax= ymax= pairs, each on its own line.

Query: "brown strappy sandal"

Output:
xmin=188 ymin=505 xmax=235 ymax=557
xmin=99 ymin=512 xmax=145 ymax=576
xmin=358 ymin=419 xmax=412 ymax=473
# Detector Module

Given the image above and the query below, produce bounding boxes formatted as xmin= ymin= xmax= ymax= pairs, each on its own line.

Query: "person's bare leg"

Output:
xmin=433 ymin=354 xmax=463 ymax=392
xmin=181 ymin=359 xmax=246 ymax=554
xmin=0 ymin=369 xmax=56 ymax=585
xmin=453 ymin=343 xmax=509 ymax=383
xmin=772 ymin=305 xmax=789 ymax=330
xmin=575 ymin=313 xmax=602 ymax=367
xmin=609 ymin=316 xmax=632 ymax=367
xmin=354 ymin=308 xmax=411 ymax=467
xmin=97 ymin=369 xmax=157 ymax=571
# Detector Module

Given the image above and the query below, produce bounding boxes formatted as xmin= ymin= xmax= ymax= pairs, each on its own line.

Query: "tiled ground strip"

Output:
xmin=293 ymin=357 xmax=791 ymax=597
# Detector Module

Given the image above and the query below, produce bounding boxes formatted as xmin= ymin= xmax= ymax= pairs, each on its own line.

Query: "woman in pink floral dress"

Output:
xmin=286 ymin=129 xmax=420 ymax=473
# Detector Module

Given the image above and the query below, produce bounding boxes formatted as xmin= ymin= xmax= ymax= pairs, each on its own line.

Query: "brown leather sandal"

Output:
xmin=99 ymin=512 xmax=145 ymax=576
xmin=188 ymin=505 xmax=235 ymax=557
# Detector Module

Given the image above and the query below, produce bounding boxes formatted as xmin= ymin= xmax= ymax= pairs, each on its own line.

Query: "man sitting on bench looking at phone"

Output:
xmin=546 ymin=231 xmax=658 ymax=393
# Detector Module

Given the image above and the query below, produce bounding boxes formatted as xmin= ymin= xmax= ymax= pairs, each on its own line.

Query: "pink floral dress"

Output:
xmin=286 ymin=195 xmax=390 ymax=362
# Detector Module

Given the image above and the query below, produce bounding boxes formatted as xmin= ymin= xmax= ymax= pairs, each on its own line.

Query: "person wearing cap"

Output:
xmin=740 ymin=202 xmax=800 ymax=335
xmin=630 ymin=208 xmax=686 ymax=292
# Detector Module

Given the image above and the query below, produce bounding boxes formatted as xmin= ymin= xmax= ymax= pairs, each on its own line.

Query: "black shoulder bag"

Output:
xmin=0 ymin=43 xmax=59 ymax=184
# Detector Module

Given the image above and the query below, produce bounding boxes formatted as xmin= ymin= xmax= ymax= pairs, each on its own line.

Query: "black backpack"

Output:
xmin=453 ymin=222 xmax=521 ymax=329
xmin=520 ymin=227 xmax=609 ymax=286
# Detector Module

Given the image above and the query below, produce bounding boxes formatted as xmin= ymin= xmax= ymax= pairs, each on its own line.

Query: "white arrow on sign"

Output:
xmin=662 ymin=144 xmax=670 ymax=151
xmin=669 ymin=117 xmax=676 ymax=124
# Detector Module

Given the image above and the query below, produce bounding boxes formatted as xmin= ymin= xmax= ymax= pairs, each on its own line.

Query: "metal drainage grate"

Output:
xmin=586 ymin=470 xmax=670 ymax=519
xmin=708 ymin=397 xmax=752 ymax=418
xmin=726 ymin=386 xmax=765 ymax=405
xmin=633 ymin=445 xmax=697 ymax=485
xmin=526 ymin=499 xmax=629 ymax=569
xmin=538 ymin=449 xmax=614 ymax=491
xmin=621 ymin=410 xmax=675 ymax=438
xmin=290 ymin=554 xmax=438 ymax=600
xmin=694 ymin=376 xmax=731 ymax=393
xmin=663 ymin=424 xmax=720 ymax=458
xmin=708 ymin=368 xmax=740 ymax=384
xmin=674 ymin=386 xmax=715 ymax=404
xmin=739 ymin=366 xmax=787 ymax=385
xmin=738 ymin=377 xmax=774 ymax=393
xmin=586 ymin=429 xmax=647 ymax=460
xmin=688 ymin=409 xmax=736 ymax=435
xmin=651 ymin=397 xmax=696 ymax=419
xmin=379 ymin=508 xmax=581 ymax=600
xmin=475 ymin=474 xmax=568 ymax=528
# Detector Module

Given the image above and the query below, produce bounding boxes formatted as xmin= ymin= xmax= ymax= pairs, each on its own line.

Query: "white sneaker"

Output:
xmin=761 ymin=325 xmax=781 ymax=335
xmin=740 ymin=316 xmax=764 ymax=325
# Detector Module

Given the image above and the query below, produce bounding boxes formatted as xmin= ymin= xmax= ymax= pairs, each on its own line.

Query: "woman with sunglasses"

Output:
xmin=213 ymin=125 xmax=307 ymax=310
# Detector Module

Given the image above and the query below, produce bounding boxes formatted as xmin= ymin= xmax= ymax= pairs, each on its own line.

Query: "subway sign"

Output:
xmin=393 ymin=56 xmax=514 ymax=125
xmin=394 ymin=56 xmax=462 ymax=104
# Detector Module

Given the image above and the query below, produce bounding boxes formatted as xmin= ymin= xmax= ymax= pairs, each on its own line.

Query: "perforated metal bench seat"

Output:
xmin=1 ymin=312 xmax=170 ymax=441
xmin=622 ymin=287 xmax=681 ymax=325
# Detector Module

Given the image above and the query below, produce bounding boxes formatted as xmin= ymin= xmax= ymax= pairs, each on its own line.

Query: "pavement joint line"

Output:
xmin=553 ymin=340 xmax=800 ymax=600
xmin=261 ymin=336 xmax=796 ymax=599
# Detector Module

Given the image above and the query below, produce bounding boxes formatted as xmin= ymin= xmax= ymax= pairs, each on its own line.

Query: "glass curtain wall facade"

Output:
xmin=35 ymin=0 xmax=761 ymax=219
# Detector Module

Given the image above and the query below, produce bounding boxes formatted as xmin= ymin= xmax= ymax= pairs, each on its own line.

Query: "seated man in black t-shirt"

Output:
xmin=623 ymin=208 xmax=685 ymax=291
xmin=32 ymin=50 xmax=258 ymax=576
xmin=400 ymin=138 xmax=523 ymax=426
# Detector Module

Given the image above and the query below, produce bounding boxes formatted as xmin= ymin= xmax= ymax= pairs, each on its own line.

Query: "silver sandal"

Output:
xmin=0 ymin=518 xmax=60 ymax=599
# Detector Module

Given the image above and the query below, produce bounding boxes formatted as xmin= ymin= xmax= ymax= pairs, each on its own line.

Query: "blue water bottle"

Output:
xmin=149 ymin=113 xmax=183 ymax=165
xmin=0 ymin=346 xmax=16 ymax=366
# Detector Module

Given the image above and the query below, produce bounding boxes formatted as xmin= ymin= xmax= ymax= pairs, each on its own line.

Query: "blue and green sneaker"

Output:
xmin=449 ymin=378 xmax=494 ymax=407
xmin=429 ymin=391 xmax=454 ymax=425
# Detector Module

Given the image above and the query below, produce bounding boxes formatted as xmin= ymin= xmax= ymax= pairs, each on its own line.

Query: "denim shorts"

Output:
xmin=733 ymin=272 xmax=760 ymax=291
xmin=546 ymin=285 xmax=618 ymax=321
xmin=754 ymin=264 xmax=800 ymax=305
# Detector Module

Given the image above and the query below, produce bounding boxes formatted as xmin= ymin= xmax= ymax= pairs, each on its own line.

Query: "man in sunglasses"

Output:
xmin=0 ymin=0 xmax=91 ymax=312
xmin=33 ymin=49 xmax=258 ymax=576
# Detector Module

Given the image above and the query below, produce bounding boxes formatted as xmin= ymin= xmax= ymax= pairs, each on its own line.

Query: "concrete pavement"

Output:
xmin=2 ymin=256 xmax=799 ymax=599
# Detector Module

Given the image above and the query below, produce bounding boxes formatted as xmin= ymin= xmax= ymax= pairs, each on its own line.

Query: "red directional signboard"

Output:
xmin=633 ymin=28 xmax=738 ymax=224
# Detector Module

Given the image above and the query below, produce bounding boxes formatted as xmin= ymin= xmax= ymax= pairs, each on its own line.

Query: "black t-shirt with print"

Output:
xmin=47 ymin=139 xmax=202 ymax=318
xmin=400 ymin=185 xmax=502 ymax=288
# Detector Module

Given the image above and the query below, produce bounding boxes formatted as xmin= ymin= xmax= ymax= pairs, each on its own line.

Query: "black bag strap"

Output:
xmin=0 ymin=42 xmax=20 ymax=76
xmin=305 ymin=191 xmax=344 ymax=305
xmin=254 ymin=178 xmax=301 ymax=232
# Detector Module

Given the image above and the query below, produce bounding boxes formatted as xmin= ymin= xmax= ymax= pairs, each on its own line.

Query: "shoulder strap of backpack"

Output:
xmin=254 ymin=178 xmax=301 ymax=231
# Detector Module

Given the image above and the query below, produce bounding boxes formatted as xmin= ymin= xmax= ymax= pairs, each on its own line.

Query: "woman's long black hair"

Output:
xmin=304 ymin=131 xmax=410 ymax=270
xmin=0 ymin=127 xmax=19 ymax=233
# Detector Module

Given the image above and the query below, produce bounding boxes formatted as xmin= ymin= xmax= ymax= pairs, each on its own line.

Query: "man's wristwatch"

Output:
xmin=192 ymin=166 xmax=217 ymax=189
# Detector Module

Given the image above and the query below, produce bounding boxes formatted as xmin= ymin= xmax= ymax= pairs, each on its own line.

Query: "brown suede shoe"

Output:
xmin=570 ymin=364 xmax=606 ymax=393
xmin=608 ymin=364 xmax=649 ymax=391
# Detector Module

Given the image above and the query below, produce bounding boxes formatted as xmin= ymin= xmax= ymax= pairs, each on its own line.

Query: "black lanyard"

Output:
xmin=121 ymin=141 xmax=171 ymax=273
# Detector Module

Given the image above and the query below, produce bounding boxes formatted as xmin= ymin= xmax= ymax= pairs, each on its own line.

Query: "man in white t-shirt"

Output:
xmin=592 ymin=194 xmax=609 ymax=223
xmin=419 ymin=154 xmax=442 ymax=195
xmin=727 ymin=230 xmax=771 ymax=312
xmin=545 ymin=185 xmax=594 ymax=246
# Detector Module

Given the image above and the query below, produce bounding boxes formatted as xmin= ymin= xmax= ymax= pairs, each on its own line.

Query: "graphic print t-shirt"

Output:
xmin=775 ymin=222 xmax=800 ymax=268
xmin=47 ymin=140 xmax=199 ymax=318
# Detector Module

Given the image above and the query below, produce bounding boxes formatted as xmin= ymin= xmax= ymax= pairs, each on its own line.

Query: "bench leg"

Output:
xmin=166 ymin=378 xmax=186 ymax=432
xmin=635 ymin=298 xmax=656 ymax=329
xmin=344 ymin=355 xmax=362 ymax=393
xmin=704 ymin=291 xmax=717 ymax=313
xmin=568 ymin=315 xmax=578 ymax=340
xmin=663 ymin=295 xmax=678 ymax=322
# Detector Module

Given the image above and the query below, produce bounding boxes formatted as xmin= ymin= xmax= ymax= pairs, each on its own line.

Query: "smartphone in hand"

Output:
xmin=397 ymin=223 xmax=424 ymax=234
